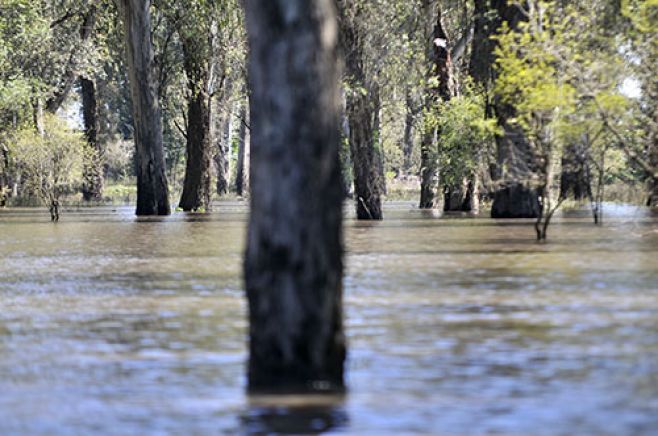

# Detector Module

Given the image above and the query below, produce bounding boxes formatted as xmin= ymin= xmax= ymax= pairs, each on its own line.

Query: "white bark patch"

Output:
xmin=434 ymin=37 xmax=447 ymax=48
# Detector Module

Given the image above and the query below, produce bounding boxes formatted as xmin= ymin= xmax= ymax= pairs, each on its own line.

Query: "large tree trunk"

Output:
xmin=179 ymin=37 xmax=212 ymax=211
xmin=118 ymin=0 xmax=170 ymax=216
xmin=244 ymin=0 xmax=345 ymax=393
xmin=339 ymin=1 xmax=383 ymax=220
xmin=491 ymin=114 xmax=541 ymax=218
xmin=482 ymin=0 xmax=540 ymax=218
xmin=80 ymin=76 xmax=104 ymax=201
xmin=419 ymin=2 xmax=456 ymax=210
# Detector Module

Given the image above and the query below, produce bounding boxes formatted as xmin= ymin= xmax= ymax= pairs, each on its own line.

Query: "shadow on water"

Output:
xmin=241 ymin=395 xmax=349 ymax=434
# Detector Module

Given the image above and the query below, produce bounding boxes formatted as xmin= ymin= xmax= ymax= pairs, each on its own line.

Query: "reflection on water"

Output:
xmin=1 ymin=202 xmax=657 ymax=434
xmin=243 ymin=395 xmax=348 ymax=434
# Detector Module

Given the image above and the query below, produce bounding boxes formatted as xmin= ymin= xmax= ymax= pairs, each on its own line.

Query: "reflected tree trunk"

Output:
xmin=244 ymin=0 xmax=345 ymax=393
xmin=118 ymin=0 xmax=171 ymax=216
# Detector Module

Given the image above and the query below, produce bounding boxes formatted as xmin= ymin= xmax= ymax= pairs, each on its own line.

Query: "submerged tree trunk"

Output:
xmin=118 ymin=0 xmax=170 ymax=216
xmin=419 ymin=2 xmax=456 ymax=210
xmin=339 ymin=0 xmax=383 ymax=220
xmin=490 ymin=116 xmax=541 ymax=218
xmin=419 ymin=127 xmax=439 ymax=208
xmin=469 ymin=0 xmax=539 ymax=218
xmin=179 ymin=37 xmax=212 ymax=211
xmin=244 ymin=0 xmax=346 ymax=393
xmin=346 ymin=86 xmax=384 ymax=219
xmin=490 ymin=1 xmax=540 ymax=218
xmin=80 ymin=76 xmax=104 ymax=201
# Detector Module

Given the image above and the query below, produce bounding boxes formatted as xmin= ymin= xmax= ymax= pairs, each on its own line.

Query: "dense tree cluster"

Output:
xmin=0 ymin=0 xmax=655 ymax=223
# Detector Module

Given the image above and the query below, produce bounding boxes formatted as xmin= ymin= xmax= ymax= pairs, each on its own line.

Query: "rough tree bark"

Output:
xmin=244 ymin=0 xmax=346 ymax=393
xmin=178 ymin=36 xmax=212 ymax=211
xmin=80 ymin=76 xmax=104 ymax=201
xmin=118 ymin=0 xmax=170 ymax=216
xmin=419 ymin=1 xmax=456 ymax=210
xmin=338 ymin=1 xmax=383 ymax=220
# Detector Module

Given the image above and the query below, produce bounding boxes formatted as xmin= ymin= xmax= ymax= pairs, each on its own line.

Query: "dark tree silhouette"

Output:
xmin=243 ymin=0 xmax=346 ymax=393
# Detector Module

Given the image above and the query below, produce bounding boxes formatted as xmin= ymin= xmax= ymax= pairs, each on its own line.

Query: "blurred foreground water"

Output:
xmin=1 ymin=202 xmax=657 ymax=434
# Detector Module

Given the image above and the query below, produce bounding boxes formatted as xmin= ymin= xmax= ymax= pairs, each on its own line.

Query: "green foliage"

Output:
xmin=427 ymin=88 xmax=497 ymax=187
xmin=8 ymin=114 xmax=85 ymax=205
xmin=0 ymin=0 xmax=50 ymax=120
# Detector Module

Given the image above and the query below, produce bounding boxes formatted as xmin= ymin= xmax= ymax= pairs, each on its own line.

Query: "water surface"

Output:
xmin=1 ymin=203 xmax=657 ymax=434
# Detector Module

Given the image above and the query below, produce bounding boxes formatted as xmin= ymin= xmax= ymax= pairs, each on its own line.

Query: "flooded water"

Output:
xmin=1 ymin=202 xmax=657 ymax=434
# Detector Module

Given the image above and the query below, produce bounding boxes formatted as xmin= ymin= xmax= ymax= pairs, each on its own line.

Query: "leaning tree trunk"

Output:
xmin=419 ymin=2 xmax=456 ymax=210
xmin=80 ymin=76 xmax=104 ymax=201
xmin=118 ymin=0 xmax=170 ymax=216
xmin=339 ymin=0 xmax=383 ymax=220
xmin=244 ymin=0 xmax=346 ymax=393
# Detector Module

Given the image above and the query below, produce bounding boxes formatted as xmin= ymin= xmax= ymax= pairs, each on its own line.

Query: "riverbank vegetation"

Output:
xmin=0 ymin=0 xmax=655 ymax=220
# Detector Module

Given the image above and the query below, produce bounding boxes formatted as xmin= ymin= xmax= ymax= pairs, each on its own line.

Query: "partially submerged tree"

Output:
xmin=495 ymin=2 xmax=577 ymax=239
xmin=338 ymin=0 xmax=385 ymax=220
xmin=244 ymin=0 xmax=346 ymax=392
xmin=469 ymin=0 xmax=541 ymax=218
xmin=419 ymin=1 xmax=456 ymax=210
xmin=117 ymin=0 xmax=171 ymax=216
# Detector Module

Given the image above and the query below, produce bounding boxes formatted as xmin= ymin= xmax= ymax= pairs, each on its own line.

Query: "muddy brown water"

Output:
xmin=1 ymin=202 xmax=657 ymax=434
